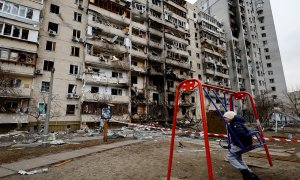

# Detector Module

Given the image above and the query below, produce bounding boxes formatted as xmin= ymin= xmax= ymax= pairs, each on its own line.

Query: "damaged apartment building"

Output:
xmin=6 ymin=0 xmax=285 ymax=132
xmin=0 ymin=0 xmax=43 ymax=132
xmin=196 ymin=0 xmax=287 ymax=101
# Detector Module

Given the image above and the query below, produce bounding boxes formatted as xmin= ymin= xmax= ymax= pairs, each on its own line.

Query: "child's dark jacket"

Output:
xmin=229 ymin=115 xmax=253 ymax=148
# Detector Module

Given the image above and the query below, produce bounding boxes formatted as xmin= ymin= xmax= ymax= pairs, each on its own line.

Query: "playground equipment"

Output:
xmin=167 ymin=79 xmax=272 ymax=180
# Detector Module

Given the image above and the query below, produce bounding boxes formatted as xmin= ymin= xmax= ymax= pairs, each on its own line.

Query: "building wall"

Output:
xmin=2 ymin=0 xmax=287 ymax=130
xmin=0 ymin=0 xmax=42 ymax=127
xmin=30 ymin=0 xmax=87 ymax=125
xmin=254 ymin=0 xmax=287 ymax=99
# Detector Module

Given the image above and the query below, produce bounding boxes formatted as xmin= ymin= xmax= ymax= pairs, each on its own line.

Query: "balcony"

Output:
xmin=203 ymin=68 xmax=215 ymax=75
xmin=201 ymin=47 xmax=223 ymax=57
xmin=168 ymin=48 xmax=189 ymax=57
xmin=88 ymin=20 xmax=127 ymax=38
xmin=132 ymin=21 xmax=147 ymax=32
xmin=132 ymin=35 xmax=147 ymax=46
xmin=215 ymin=72 xmax=229 ymax=79
xmin=131 ymin=65 xmax=146 ymax=73
xmin=0 ymin=87 xmax=31 ymax=98
xmin=88 ymin=4 xmax=131 ymax=25
xmin=148 ymin=54 xmax=163 ymax=63
xmin=131 ymin=49 xmax=147 ymax=59
xmin=85 ymin=74 xmax=129 ymax=86
xmin=165 ymin=33 xmax=187 ymax=45
xmin=0 ymin=114 xmax=29 ymax=124
xmin=86 ymin=40 xmax=128 ymax=54
xmin=85 ymin=53 xmax=130 ymax=71
xmin=166 ymin=58 xmax=190 ymax=69
xmin=149 ymin=41 xmax=163 ymax=49
xmin=1 ymin=63 xmax=35 ymax=76
xmin=165 ymin=0 xmax=186 ymax=12
xmin=83 ymin=93 xmax=130 ymax=103
xmin=201 ymin=37 xmax=219 ymax=47
xmin=203 ymin=57 xmax=215 ymax=64
xmin=149 ymin=4 xmax=163 ymax=12
xmin=14 ymin=88 xmax=31 ymax=98
xmin=149 ymin=28 xmax=163 ymax=37
xmin=164 ymin=21 xmax=186 ymax=34
xmin=132 ymin=9 xmax=147 ymax=20
xmin=199 ymin=25 xmax=220 ymax=37
xmin=149 ymin=14 xmax=164 ymax=24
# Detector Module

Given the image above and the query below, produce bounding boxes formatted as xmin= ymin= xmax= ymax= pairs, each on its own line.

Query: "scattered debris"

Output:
xmin=18 ymin=168 xmax=48 ymax=175
xmin=49 ymin=140 xmax=66 ymax=145
xmin=53 ymin=160 xmax=72 ymax=167
xmin=178 ymin=142 xmax=185 ymax=148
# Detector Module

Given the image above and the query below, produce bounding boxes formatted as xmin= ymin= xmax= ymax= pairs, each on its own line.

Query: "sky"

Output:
xmin=187 ymin=0 xmax=300 ymax=90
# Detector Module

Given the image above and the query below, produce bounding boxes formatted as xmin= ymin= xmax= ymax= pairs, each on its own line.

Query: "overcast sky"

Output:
xmin=187 ymin=0 xmax=300 ymax=90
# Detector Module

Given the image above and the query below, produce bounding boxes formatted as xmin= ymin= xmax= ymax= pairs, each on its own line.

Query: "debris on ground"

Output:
xmin=18 ymin=168 xmax=48 ymax=175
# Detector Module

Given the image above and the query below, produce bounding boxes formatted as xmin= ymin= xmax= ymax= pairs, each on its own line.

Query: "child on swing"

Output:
xmin=223 ymin=111 xmax=260 ymax=180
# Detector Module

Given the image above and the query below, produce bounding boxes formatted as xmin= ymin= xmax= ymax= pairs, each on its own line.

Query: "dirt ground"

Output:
xmin=0 ymin=138 xmax=132 ymax=164
xmin=3 ymin=137 xmax=300 ymax=180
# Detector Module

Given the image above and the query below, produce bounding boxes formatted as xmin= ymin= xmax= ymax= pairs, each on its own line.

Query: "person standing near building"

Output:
xmin=101 ymin=105 xmax=112 ymax=142
xmin=223 ymin=111 xmax=260 ymax=180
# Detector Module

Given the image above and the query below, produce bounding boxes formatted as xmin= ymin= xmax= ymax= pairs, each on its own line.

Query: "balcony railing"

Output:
xmin=0 ymin=114 xmax=29 ymax=124
xmin=85 ymin=53 xmax=130 ymax=71
xmin=131 ymin=49 xmax=147 ymax=59
xmin=166 ymin=58 xmax=190 ymax=69
xmin=83 ymin=92 xmax=130 ymax=103
xmin=149 ymin=41 xmax=163 ymax=49
xmin=85 ymin=74 xmax=129 ymax=86
xmin=132 ymin=35 xmax=147 ymax=45
xmin=88 ymin=20 xmax=126 ymax=38
xmin=1 ymin=63 xmax=35 ymax=76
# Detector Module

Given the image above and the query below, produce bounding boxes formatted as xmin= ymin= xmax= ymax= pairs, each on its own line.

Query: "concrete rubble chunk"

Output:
xmin=18 ymin=168 xmax=48 ymax=175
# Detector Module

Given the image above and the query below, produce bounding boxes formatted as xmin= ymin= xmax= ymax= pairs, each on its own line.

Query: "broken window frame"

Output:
xmin=69 ymin=64 xmax=79 ymax=75
xmin=43 ymin=60 xmax=54 ymax=71
xmin=0 ymin=48 xmax=36 ymax=65
xmin=41 ymin=81 xmax=50 ymax=92
xmin=50 ymin=4 xmax=60 ymax=14
xmin=66 ymin=104 xmax=76 ymax=115
xmin=71 ymin=46 xmax=80 ymax=57
xmin=74 ymin=12 xmax=82 ymax=22
xmin=46 ymin=41 xmax=56 ymax=51
xmin=131 ymin=76 xmax=138 ymax=84
xmin=68 ymin=84 xmax=77 ymax=94
xmin=48 ymin=22 xmax=58 ymax=34
xmin=73 ymin=29 xmax=81 ymax=38
xmin=91 ymin=86 xmax=99 ymax=93
xmin=111 ymin=88 xmax=122 ymax=96
xmin=112 ymin=71 xmax=123 ymax=78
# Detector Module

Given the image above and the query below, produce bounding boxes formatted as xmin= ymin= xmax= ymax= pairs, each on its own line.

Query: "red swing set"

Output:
xmin=167 ymin=78 xmax=272 ymax=180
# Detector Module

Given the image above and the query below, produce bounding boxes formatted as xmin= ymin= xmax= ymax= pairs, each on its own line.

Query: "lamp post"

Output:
xmin=43 ymin=68 xmax=55 ymax=145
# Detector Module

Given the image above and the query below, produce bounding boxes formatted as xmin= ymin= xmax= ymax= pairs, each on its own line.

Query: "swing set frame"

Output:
xmin=167 ymin=79 xmax=272 ymax=180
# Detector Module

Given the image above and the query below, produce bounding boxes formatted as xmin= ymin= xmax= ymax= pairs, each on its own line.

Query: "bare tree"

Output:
xmin=252 ymin=91 xmax=282 ymax=127
xmin=285 ymin=86 xmax=300 ymax=117
xmin=27 ymin=93 xmax=62 ymax=132
xmin=0 ymin=66 xmax=18 ymax=110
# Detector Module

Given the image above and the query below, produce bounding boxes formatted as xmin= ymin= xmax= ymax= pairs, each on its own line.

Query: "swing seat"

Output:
xmin=244 ymin=131 xmax=265 ymax=151
xmin=226 ymin=130 xmax=265 ymax=154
